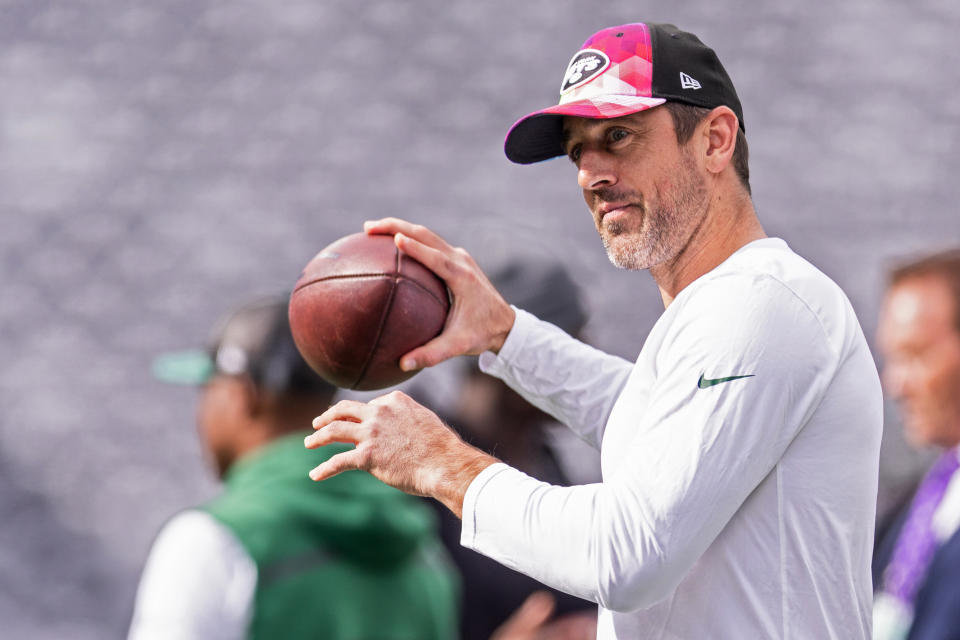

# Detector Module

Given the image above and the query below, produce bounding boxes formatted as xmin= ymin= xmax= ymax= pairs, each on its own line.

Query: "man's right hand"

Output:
xmin=363 ymin=218 xmax=516 ymax=370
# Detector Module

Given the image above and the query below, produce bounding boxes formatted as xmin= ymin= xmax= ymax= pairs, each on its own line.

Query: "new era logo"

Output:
xmin=679 ymin=72 xmax=701 ymax=90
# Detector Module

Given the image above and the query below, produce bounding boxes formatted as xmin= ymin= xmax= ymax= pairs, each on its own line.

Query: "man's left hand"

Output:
xmin=304 ymin=390 xmax=498 ymax=518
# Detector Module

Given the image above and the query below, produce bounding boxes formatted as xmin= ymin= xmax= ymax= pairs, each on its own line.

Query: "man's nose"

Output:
xmin=577 ymin=149 xmax=617 ymax=191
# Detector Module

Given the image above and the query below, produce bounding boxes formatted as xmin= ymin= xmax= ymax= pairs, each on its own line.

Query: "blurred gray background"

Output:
xmin=2 ymin=0 xmax=958 ymax=637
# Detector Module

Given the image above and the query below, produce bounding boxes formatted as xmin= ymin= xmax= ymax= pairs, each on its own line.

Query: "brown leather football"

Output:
xmin=288 ymin=233 xmax=450 ymax=391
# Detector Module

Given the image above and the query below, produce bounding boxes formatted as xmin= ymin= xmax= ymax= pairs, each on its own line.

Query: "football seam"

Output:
xmin=352 ymin=246 xmax=404 ymax=389
xmin=292 ymin=272 xmax=392 ymax=294
xmin=294 ymin=272 xmax=448 ymax=308
xmin=351 ymin=275 xmax=398 ymax=389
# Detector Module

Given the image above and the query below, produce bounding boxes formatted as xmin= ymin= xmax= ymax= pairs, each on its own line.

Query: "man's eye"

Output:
xmin=608 ymin=128 xmax=628 ymax=143
xmin=567 ymin=145 xmax=582 ymax=163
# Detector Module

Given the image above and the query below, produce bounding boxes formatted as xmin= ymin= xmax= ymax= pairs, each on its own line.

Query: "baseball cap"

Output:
xmin=504 ymin=22 xmax=744 ymax=164
xmin=152 ymin=296 xmax=336 ymax=395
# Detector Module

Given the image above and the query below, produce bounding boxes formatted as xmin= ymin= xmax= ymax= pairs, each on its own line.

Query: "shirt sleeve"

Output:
xmin=479 ymin=307 xmax=635 ymax=449
xmin=463 ymin=274 xmax=840 ymax=611
xmin=128 ymin=510 xmax=257 ymax=640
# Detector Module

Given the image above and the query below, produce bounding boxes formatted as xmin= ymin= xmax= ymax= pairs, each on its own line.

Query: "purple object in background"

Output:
xmin=880 ymin=451 xmax=960 ymax=605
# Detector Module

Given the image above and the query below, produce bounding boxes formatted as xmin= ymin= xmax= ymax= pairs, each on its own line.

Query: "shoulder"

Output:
xmin=699 ymin=239 xmax=844 ymax=308
xmin=129 ymin=510 xmax=256 ymax=640
xmin=151 ymin=509 xmax=246 ymax=558
xmin=670 ymin=239 xmax=857 ymax=355
xmin=138 ymin=509 xmax=256 ymax=595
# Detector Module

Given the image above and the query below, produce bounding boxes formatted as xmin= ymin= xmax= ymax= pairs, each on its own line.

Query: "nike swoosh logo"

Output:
xmin=697 ymin=373 xmax=755 ymax=389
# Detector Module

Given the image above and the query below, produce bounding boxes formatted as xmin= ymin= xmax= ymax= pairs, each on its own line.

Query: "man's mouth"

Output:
xmin=598 ymin=202 xmax=637 ymax=221
xmin=593 ymin=189 xmax=643 ymax=225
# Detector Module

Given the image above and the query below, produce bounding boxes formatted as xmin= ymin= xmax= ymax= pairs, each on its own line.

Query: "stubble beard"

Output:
xmin=598 ymin=152 xmax=708 ymax=271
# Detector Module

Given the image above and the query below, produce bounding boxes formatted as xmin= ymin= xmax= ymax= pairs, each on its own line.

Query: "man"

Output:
xmin=874 ymin=249 xmax=960 ymax=640
xmin=129 ymin=297 xmax=458 ymax=640
xmin=304 ymin=22 xmax=883 ymax=638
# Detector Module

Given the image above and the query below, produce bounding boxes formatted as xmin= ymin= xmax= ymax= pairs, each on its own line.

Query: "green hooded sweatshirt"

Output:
xmin=202 ymin=434 xmax=460 ymax=640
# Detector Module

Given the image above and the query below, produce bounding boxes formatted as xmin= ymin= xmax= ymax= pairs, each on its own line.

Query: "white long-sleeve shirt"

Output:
xmin=464 ymin=238 xmax=883 ymax=639
xmin=128 ymin=510 xmax=256 ymax=640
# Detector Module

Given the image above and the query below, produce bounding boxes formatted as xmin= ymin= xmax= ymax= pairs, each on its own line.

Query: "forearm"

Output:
xmin=460 ymin=357 xmax=809 ymax=612
xmin=481 ymin=309 xmax=633 ymax=448
xmin=461 ymin=462 xmax=748 ymax=612
xmin=461 ymin=465 xmax=672 ymax=609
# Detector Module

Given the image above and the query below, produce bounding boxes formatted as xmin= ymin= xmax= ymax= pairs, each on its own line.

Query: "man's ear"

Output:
xmin=701 ymin=106 xmax=739 ymax=176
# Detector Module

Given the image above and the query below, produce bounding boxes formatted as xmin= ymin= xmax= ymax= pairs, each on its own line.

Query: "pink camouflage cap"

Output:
xmin=504 ymin=22 xmax=744 ymax=164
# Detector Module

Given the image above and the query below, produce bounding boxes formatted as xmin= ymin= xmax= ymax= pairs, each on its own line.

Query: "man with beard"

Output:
xmin=302 ymin=23 xmax=883 ymax=639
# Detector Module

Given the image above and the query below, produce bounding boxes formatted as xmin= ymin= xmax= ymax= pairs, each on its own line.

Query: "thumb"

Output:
xmin=399 ymin=334 xmax=463 ymax=371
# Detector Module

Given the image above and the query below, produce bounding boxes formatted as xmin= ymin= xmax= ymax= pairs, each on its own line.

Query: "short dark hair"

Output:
xmin=663 ymin=102 xmax=750 ymax=195
xmin=889 ymin=248 xmax=960 ymax=334
xmin=208 ymin=297 xmax=337 ymax=399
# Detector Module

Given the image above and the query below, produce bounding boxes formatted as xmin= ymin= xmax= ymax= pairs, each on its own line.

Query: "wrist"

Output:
xmin=488 ymin=304 xmax=516 ymax=355
xmin=435 ymin=447 xmax=499 ymax=519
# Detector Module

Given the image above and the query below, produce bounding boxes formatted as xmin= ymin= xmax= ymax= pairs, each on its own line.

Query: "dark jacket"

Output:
xmin=874 ymin=494 xmax=960 ymax=640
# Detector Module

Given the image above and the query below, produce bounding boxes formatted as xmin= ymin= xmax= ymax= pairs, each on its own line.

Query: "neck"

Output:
xmin=650 ymin=187 xmax=765 ymax=307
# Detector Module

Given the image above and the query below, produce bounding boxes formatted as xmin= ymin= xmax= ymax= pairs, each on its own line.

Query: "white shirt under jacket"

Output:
xmin=464 ymin=238 xmax=883 ymax=640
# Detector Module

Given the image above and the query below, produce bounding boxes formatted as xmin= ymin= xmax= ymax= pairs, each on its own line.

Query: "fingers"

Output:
xmin=308 ymin=448 xmax=365 ymax=481
xmin=491 ymin=591 xmax=556 ymax=640
xmin=514 ymin=591 xmax=556 ymax=629
xmin=549 ymin=613 xmax=599 ymax=640
xmin=363 ymin=217 xmax=413 ymax=236
xmin=399 ymin=336 xmax=458 ymax=371
xmin=363 ymin=218 xmax=450 ymax=252
xmin=304 ymin=419 xmax=364 ymax=449
xmin=312 ymin=399 xmax=368 ymax=430
xmin=394 ymin=233 xmax=460 ymax=281
xmin=308 ymin=400 xmax=372 ymax=450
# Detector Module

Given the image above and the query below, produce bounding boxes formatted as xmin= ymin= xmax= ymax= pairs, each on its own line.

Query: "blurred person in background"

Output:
xmin=874 ymin=249 xmax=960 ymax=640
xmin=422 ymin=257 xmax=598 ymax=640
xmin=490 ymin=590 xmax=597 ymax=640
xmin=129 ymin=297 xmax=458 ymax=640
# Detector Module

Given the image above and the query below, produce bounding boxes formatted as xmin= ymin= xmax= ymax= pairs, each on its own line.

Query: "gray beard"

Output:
xmin=600 ymin=153 xmax=707 ymax=271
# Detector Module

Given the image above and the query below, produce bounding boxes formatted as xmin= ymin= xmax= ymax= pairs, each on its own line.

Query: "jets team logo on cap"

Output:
xmin=560 ymin=49 xmax=610 ymax=94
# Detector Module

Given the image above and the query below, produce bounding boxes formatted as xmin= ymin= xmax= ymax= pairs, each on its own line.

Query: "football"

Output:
xmin=288 ymin=233 xmax=450 ymax=391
